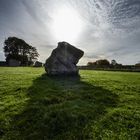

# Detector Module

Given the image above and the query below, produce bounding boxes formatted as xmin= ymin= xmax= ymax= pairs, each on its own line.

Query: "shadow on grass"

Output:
xmin=9 ymin=74 xmax=118 ymax=140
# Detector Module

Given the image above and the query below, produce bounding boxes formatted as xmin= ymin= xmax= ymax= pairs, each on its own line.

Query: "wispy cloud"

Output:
xmin=0 ymin=0 xmax=140 ymax=64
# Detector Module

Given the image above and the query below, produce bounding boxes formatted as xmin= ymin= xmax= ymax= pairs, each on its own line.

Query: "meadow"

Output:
xmin=0 ymin=67 xmax=140 ymax=140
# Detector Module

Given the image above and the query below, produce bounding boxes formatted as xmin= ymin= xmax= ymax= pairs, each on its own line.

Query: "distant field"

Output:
xmin=0 ymin=67 xmax=140 ymax=140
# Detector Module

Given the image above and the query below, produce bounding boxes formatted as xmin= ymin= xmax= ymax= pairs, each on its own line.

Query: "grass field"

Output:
xmin=0 ymin=67 xmax=140 ymax=140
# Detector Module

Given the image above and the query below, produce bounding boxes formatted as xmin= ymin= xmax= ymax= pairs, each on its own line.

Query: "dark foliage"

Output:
xmin=135 ymin=63 xmax=140 ymax=67
xmin=87 ymin=59 xmax=110 ymax=68
xmin=111 ymin=60 xmax=117 ymax=66
xmin=3 ymin=37 xmax=39 ymax=66
xmin=0 ymin=61 xmax=7 ymax=66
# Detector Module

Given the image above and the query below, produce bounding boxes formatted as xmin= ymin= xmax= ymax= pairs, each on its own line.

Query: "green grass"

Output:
xmin=0 ymin=67 xmax=140 ymax=140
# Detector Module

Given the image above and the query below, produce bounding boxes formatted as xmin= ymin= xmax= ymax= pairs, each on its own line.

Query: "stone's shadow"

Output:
xmin=11 ymin=74 xmax=118 ymax=140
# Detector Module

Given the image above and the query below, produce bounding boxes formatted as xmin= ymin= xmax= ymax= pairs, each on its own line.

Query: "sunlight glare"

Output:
xmin=52 ymin=6 xmax=83 ymax=44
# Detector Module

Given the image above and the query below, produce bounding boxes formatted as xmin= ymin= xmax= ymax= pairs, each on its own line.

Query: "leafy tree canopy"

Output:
xmin=3 ymin=37 xmax=39 ymax=65
xmin=87 ymin=59 xmax=110 ymax=67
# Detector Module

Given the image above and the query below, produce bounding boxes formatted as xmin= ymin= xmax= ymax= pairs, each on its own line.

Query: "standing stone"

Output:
xmin=45 ymin=42 xmax=84 ymax=76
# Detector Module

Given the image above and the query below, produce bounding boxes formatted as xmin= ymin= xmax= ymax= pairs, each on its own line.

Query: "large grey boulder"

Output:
xmin=45 ymin=42 xmax=84 ymax=76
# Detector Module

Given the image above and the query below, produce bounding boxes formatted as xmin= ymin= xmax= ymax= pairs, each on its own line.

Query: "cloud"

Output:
xmin=0 ymin=0 xmax=140 ymax=64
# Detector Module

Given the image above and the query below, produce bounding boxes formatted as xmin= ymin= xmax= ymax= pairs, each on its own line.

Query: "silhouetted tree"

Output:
xmin=87 ymin=61 xmax=96 ymax=67
xmin=87 ymin=59 xmax=110 ymax=68
xmin=3 ymin=37 xmax=39 ymax=65
xmin=96 ymin=59 xmax=110 ymax=66
xmin=135 ymin=62 xmax=140 ymax=67
xmin=111 ymin=60 xmax=117 ymax=66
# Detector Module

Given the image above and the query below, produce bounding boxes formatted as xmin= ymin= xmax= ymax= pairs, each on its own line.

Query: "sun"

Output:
xmin=51 ymin=6 xmax=83 ymax=44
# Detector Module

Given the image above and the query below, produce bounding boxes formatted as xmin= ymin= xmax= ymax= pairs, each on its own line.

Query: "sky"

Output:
xmin=0 ymin=0 xmax=140 ymax=65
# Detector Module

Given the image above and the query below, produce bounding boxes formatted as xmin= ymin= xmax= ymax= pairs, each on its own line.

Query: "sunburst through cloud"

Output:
xmin=51 ymin=5 xmax=84 ymax=44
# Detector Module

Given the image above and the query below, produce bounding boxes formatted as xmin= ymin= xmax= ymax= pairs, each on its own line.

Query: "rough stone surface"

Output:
xmin=45 ymin=42 xmax=84 ymax=76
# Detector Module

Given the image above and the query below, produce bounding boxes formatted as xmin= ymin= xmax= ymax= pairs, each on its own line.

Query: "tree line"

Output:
xmin=2 ymin=36 xmax=140 ymax=68
xmin=84 ymin=59 xmax=140 ymax=72
xmin=87 ymin=59 xmax=122 ymax=68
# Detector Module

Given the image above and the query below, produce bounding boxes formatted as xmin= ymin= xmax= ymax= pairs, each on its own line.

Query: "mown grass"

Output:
xmin=0 ymin=67 xmax=140 ymax=140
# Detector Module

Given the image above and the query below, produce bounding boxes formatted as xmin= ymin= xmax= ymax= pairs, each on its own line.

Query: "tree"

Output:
xmin=135 ymin=62 xmax=140 ymax=67
xmin=111 ymin=60 xmax=117 ymax=66
xmin=3 ymin=37 xmax=39 ymax=65
xmin=87 ymin=61 xmax=96 ymax=67
xmin=96 ymin=59 xmax=110 ymax=66
xmin=87 ymin=59 xmax=110 ymax=68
